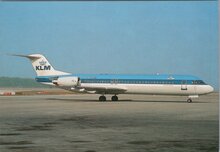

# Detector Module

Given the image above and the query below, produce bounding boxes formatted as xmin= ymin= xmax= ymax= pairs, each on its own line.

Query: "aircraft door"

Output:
xmin=181 ymin=80 xmax=187 ymax=90
xmin=194 ymin=85 xmax=197 ymax=94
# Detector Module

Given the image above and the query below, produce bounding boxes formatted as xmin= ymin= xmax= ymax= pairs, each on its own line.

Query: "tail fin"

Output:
xmin=11 ymin=54 xmax=70 ymax=76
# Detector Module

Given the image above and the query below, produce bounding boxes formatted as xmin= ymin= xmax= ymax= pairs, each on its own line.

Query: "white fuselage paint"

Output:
xmin=79 ymin=83 xmax=213 ymax=95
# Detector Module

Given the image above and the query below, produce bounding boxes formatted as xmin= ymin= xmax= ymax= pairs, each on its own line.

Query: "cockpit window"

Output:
xmin=192 ymin=80 xmax=206 ymax=85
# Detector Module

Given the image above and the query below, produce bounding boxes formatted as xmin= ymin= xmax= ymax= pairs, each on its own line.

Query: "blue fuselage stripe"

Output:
xmin=35 ymin=75 xmax=206 ymax=85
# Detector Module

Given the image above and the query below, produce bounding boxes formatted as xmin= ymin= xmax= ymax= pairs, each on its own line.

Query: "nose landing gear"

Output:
xmin=187 ymin=98 xmax=192 ymax=103
xmin=186 ymin=95 xmax=198 ymax=103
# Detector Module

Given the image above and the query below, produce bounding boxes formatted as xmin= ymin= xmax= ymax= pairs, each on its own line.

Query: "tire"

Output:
xmin=99 ymin=96 xmax=106 ymax=101
xmin=187 ymin=98 xmax=192 ymax=103
xmin=111 ymin=95 xmax=118 ymax=101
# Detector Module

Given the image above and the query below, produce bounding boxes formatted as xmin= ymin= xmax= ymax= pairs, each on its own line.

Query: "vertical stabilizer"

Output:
xmin=11 ymin=54 xmax=70 ymax=76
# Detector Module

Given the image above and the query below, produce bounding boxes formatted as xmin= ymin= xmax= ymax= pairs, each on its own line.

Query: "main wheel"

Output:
xmin=111 ymin=95 xmax=118 ymax=101
xmin=187 ymin=98 xmax=192 ymax=103
xmin=99 ymin=96 xmax=106 ymax=101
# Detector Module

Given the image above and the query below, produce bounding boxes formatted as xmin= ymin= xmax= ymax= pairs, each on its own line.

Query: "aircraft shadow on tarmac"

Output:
xmin=46 ymin=98 xmax=208 ymax=103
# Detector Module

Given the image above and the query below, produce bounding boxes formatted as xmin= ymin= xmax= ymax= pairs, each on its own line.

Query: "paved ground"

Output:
xmin=0 ymin=93 xmax=218 ymax=152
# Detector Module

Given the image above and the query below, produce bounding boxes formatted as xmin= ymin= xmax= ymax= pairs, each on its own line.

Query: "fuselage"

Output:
xmin=35 ymin=74 xmax=214 ymax=96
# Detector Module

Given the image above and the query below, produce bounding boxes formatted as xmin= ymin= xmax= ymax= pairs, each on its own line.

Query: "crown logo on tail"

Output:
xmin=39 ymin=60 xmax=47 ymax=66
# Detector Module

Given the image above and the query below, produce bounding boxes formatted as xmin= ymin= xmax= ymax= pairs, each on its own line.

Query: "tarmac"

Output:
xmin=0 ymin=92 xmax=218 ymax=152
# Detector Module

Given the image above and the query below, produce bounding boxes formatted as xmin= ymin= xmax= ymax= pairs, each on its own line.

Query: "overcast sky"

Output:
xmin=0 ymin=2 xmax=218 ymax=89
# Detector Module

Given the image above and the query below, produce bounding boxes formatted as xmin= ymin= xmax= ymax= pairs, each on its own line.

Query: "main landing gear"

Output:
xmin=111 ymin=95 xmax=118 ymax=101
xmin=98 ymin=95 xmax=119 ymax=101
xmin=99 ymin=95 xmax=106 ymax=101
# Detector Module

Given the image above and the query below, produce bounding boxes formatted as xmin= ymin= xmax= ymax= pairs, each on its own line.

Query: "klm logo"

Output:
xmin=36 ymin=66 xmax=51 ymax=70
xmin=36 ymin=60 xmax=51 ymax=71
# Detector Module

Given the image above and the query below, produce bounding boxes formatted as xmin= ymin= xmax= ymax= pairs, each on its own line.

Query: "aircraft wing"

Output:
xmin=79 ymin=86 xmax=127 ymax=94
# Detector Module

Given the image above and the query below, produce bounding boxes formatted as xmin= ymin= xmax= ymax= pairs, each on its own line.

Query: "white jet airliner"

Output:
xmin=13 ymin=54 xmax=213 ymax=102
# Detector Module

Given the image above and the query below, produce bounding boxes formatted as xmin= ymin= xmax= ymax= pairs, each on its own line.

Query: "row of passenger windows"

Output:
xmin=81 ymin=79 xmax=206 ymax=85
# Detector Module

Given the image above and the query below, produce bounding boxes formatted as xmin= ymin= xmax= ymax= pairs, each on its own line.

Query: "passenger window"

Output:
xmin=181 ymin=80 xmax=187 ymax=84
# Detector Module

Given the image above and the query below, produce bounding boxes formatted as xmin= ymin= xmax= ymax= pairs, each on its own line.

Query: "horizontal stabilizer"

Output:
xmin=9 ymin=54 xmax=41 ymax=60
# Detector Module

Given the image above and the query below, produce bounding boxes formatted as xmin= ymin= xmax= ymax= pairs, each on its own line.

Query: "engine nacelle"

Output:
xmin=52 ymin=76 xmax=80 ymax=87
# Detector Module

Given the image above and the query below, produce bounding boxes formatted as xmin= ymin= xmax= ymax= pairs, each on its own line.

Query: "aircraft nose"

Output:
xmin=207 ymin=85 xmax=214 ymax=93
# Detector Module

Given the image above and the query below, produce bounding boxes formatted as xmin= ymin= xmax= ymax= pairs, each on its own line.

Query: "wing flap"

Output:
xmin=80 ymin=86 xmax=127 ymax=94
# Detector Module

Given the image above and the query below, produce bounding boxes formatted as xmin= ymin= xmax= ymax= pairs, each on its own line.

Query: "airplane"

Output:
xmin=12 ymin=54 xmax=214 ymax=103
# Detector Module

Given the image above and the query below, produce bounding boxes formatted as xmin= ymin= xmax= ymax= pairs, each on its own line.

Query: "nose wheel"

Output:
xmin=111 ymin=95 xmax=118 ymax=101
xmin=99 ymin=95 xmax=106 ymax=101
xmin=187 ymin=98 xmax=192 ymax=103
